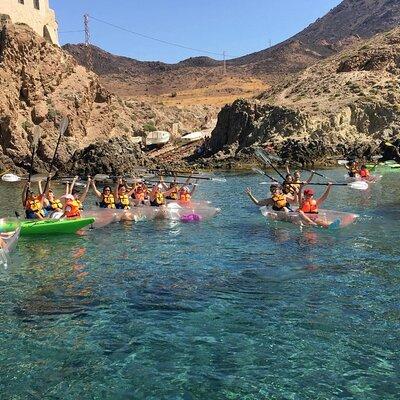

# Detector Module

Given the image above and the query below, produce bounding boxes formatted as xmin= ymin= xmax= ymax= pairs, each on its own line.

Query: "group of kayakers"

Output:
xmin=246 ymin=169 xmax=335 ymax=228
xmin=345 ymin=161 xmax=370 ymax=178
xmin=22 ymin=176 xmax=197 ymax=220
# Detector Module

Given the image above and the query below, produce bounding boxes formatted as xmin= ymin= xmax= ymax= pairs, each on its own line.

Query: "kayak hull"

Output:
xmin=345 ymin=174 xmax=382 ymax=183
xmin=0 ymin=218 xmax=21 ymax=252
xmin=261 ymin=207 xmax=358 ymax=229
xmin=20 ymin=218 xmax=95 ymax=236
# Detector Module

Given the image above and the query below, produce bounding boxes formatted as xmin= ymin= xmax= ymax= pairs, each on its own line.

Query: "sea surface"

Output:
xmin=0 ymin=168 xmax=399 ymax=400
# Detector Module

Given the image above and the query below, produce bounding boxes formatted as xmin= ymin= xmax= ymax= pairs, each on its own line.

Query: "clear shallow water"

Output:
xmin=0 ymin=169 xmax=400 ymax=399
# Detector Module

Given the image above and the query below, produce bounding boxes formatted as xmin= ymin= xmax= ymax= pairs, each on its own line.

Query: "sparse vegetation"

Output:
xmin=143 ymin=121 xmax=157 ymax=132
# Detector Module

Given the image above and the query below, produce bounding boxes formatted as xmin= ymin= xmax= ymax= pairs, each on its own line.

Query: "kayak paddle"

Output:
xmin=260 ymin=180 xmax=369 ymax=190
xmin=254 ymin=148 xmax=286 ymax=181
xmin=43 ymin=117 xmax=69 ymax=193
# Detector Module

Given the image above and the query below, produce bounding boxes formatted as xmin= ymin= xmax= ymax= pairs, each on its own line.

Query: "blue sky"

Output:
xmin=53 ymin=0 xmax=342 ymax=63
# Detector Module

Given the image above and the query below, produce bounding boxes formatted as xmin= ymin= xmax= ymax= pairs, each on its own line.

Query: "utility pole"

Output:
xmin=84 ymin=14 xmax=93 ymax=71
xmin=223 ymin=51 xmax=227 ymax=75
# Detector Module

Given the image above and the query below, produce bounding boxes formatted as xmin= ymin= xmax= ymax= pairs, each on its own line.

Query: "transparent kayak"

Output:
xmin=260 ymin=207 xmax=358 ymax=229
xmin=165 ymin=201 xmax=220 ymax=222
xmin=345 ymin=174 xmax=382 ymax=183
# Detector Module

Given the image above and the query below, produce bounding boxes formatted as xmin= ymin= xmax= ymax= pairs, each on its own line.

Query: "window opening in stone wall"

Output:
xmin=18 ymin=0 xmax=25 ymax=4
xmin=34 ymin=0 xmax=40 ymax=10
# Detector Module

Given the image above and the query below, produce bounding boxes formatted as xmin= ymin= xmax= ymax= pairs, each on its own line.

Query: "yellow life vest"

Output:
xmin=49 ymin=199 xmax=63 ymax=210
xmin=27 ymin=199 xmax=42 ymax=213
xmin=153 ymin=192 xmax=165 ymax=206
xmin=272 ymin=194 xmax=287 ymax=210
xmin=118 ymin=194 xmax=131 ymax=209
xmin=179 ymin=193 xmax=191 ymax=203
xmin=101 ymin=194 xmax=115 ymax=209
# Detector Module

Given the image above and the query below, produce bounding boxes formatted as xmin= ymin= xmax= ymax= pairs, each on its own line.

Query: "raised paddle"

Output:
xmin=2 ymin=173 xmax=53 ymax=183
xmin=254 ymin=148 xmax=286 ymax=181
xmin=252 ymin=167 xmax=279 ymax=182
xmin=259 ymin=180 xmax=369 ymax=191
xmin=43 ymin=117 xmax=69 ymax=193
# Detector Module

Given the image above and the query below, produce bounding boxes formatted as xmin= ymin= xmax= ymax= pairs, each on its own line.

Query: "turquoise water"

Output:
xmin=1 ymin=169 xmax=400 ymax=399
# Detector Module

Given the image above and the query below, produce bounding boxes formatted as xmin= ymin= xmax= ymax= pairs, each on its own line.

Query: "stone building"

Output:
xmin=0 ymin=0 xmax=59 ymax=45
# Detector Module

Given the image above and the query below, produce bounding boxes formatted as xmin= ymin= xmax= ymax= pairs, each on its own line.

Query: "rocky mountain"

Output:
xmin=201 ymin=27 xmax=400 ymax=166
xmin=64 ymin=0 xmax=400 ymax=100
xmin=0 ymin=21 xmax=215 ymax=174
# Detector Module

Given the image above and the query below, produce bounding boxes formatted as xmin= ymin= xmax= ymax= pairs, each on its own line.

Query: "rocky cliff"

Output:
xmin=0 ymin=22 xmax=214 ymax=174
xmin=203 ymin=27 xmax=400 ymax=166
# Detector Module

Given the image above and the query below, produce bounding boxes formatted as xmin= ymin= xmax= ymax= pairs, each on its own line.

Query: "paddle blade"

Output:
xmin=2 ymin=173 xmax=22 ymax=182
xmin=59 ymin=117 xmax=69 ymax=135
xmin=372 ymin=155 xmax=383 ymax=161
xmin=31 ymin=174 xmax=53 ymax=183
xmin=337 ymin=160 xmax=349 ymax=165
xmin=252 ymin=167 xmax=266 ymax=176
xmin=254 ymin=147 xmax=271 ymax=166
xmin=348 ymin=181 xmax=369 ymax=190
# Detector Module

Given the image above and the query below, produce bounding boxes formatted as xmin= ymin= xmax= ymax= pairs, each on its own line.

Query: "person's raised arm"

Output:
xmin=305 ymin=171 xmax=315 ymax=184
xmin=114 ymin=178 xmax=122 ymax=202
xmin=316 ymin=183 xmax=332 ymax=207
xmin=190 ymin=180 xmax=198 ymax=196
xmin=245 ymin=187 xmax=270 ymax=207
xmin=91 ymin=179 xmax=102 ymax=198
xmin=286 ymin=164 xmax=291 ymax=175
xmin=69 ymin=176 xmax=79 ymax=195
xmin=38 ymin=180 xmax=44 ymax=195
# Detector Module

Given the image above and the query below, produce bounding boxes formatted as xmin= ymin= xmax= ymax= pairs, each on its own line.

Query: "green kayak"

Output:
xmin=21 ymin=217 xmax=95 ymax=236
xmin=367 ymin=161 xmax=400 ymax=172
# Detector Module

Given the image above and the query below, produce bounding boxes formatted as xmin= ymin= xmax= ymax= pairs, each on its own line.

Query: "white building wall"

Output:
xmin=1 ymin=0 xmax=59 ymax=45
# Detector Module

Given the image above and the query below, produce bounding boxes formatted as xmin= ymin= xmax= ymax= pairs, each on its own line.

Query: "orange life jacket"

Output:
xmin=359 ymin=169 xmax=370 ymax=178
xmin=65 ymin=199 xmax=81 ymax=218
xmin=179 ymin=192 xmax=191 ymax=203
xmin=134 ymin=190 xmax=145 ymax=201
xmin=300 ymin=199 xmax=318 ymax=214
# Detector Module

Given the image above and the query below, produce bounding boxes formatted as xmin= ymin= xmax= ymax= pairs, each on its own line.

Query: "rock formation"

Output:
xmin=202 ymin=27 xmax=400 ymax=166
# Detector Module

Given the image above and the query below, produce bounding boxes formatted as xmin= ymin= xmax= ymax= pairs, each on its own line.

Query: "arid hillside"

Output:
xmin=64 ymin=0 xmax=400 ymax=104
xmin=201 ymin=27 xmax=400 ymax=166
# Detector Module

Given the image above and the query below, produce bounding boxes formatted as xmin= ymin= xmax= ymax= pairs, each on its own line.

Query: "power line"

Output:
xmin=59 ymin=29 xmax=84 ymax=34
xmin=88 ymin=15 xmax=228 ymax=58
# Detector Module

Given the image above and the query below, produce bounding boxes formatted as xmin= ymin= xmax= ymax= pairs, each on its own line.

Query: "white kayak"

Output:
xmin=345 ymin=174 xmax=382 ymax=184
xmin=260 ymin=207 xmax=358 ymax=229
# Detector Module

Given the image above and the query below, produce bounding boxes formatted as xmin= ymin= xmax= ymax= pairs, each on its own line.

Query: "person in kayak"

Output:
xmin=71 ymin=177 xmax=91 ymax=211
xmin=149 ymin=182 xmax=175 ymax=207
xmin=245 ymin=184 xmax=296 ymax=212
xmin=178 ymin=184 xmax=197 ymax=204
xmin=345 ymin=161 xmax=359 ymax=178
xmin=297 ymin=184 xmax=337 ymax=228
xmin=114 ymin=178 xmax=135 ymax=210
xmin=44 ymin=189 xmax=63 ymax=216
xmin=62 ymin=194 xmax=81 ymax=218
xmin=284 ymin=166 xmax=315 ymax=194
xmin=22 ymin=182 xmax=46 ymax=219
xmin=91 ymin=180 xmax=116 ymax=209
xmin=359 ymin=165 xmax=370 ymax=179
xmin=132 ymin=182 xmax=149 ymax=206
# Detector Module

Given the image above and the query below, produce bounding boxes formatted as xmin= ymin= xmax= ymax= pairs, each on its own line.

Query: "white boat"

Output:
xmin=181 ymin=131 xmax=207 ymax=144
xmin=145 ymin=131 xmax=171 ymax=146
